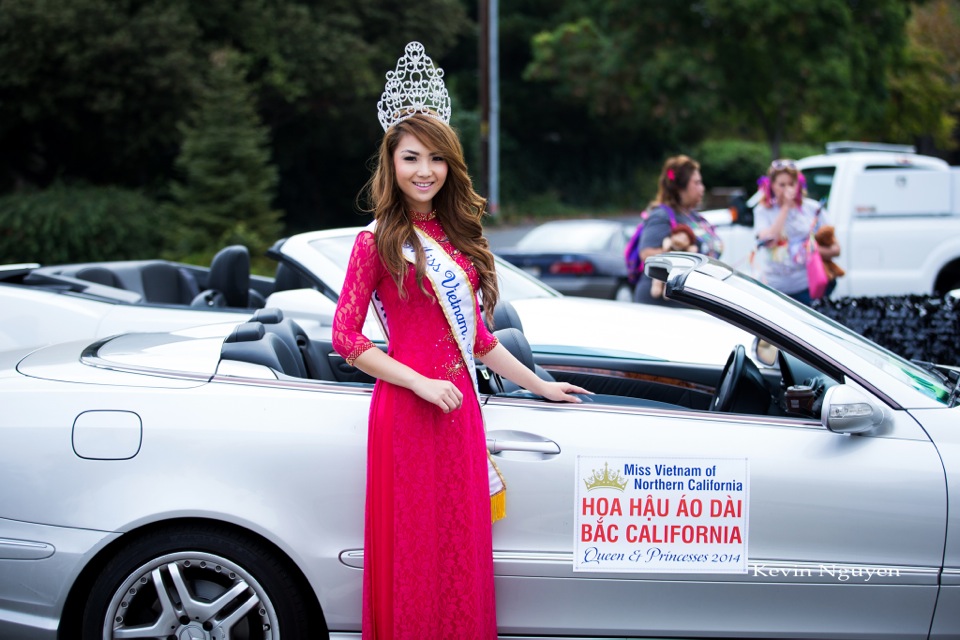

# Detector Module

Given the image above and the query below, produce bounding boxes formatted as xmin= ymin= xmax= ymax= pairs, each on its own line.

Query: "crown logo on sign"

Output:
xmin=584 ymin=462 xmax=628 ymax=492
xmin=377 ymin=41 xmax=452 ymax=132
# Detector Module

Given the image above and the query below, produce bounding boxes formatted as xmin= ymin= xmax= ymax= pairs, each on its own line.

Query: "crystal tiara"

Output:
xmin=377 ymin=41 xmax=451 ymax=132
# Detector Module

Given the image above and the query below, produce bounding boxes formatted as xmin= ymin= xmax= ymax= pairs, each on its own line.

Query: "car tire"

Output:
xmin=614 ymin=282 xmax=633 ymax=302
xmin=80 ymin=524 xmax=310 ymax=640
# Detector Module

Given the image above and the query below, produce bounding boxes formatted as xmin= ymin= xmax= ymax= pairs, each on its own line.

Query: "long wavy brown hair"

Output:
xmin=362 ymin=114 xmax=499 ymax=326
xmin=651 ymin=155 xmax=700 ymax=212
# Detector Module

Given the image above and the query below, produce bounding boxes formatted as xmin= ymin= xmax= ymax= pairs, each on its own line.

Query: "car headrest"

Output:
xmin=491 ymin=300 xmax=524 ymax=333
xmin=208 ymin=245 xmax=251 ymax=308
xmin=252 ymin=307 xmax=284 ymax=324
xmin=75 ymin=266 xmax=123 ymax=288
xmin=274 ymin=262 xmax=311 ymax=292
xmin=494 ymin=327 xmax=534 ymax=373
xmin=226 ymin=322 xmax=265 ymax=343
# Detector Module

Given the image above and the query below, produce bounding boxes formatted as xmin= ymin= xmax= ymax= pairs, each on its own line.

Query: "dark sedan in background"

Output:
xmin=497 ymin=219 xmax=633 ymax=301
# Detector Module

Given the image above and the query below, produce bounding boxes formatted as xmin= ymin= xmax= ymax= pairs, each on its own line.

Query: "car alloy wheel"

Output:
xmin=81 ymin=525 xmax=309 ymax=640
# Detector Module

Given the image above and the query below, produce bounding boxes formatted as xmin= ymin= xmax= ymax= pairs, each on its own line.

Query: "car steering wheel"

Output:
xmin=712 ymin=344 xmax=746 ymax=412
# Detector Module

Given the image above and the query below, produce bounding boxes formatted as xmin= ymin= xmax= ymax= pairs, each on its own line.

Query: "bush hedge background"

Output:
xmin=0 ymin=183 xmax=165 ymax=264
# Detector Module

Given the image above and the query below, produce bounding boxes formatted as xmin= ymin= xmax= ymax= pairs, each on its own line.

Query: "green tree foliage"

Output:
xmin=3 ymin=0 xmax=959 ymax=230
xmin=184 ymin=0 xmax=379 ymax=231
xmin=525 ymin=3 xmax=720 ymax=145
xmin=703 ymin=0 xmax=914 ymax=155
xmin=0 ymin=183 xmax=164 ymax=263
xmin=168 ymin=49 xmax=282 ymax=264
xmin=695 ymin=139 xmax=823 ymax=198
xmin=526 ymin=0 xmax=915 ymax=160
xmin=471 ymin=0 xmax=671 ymax=212
xmin=0 ymin=0 xmax=470 ymax=229
xmin=880 ymin=0 xmax=960 ymax=150
xmin=0 ymin=0 xmax=201 ymax=189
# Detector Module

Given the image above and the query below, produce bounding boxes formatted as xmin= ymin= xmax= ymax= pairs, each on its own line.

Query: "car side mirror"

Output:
xmin=821 ymin=385 xmax=885 ymax=434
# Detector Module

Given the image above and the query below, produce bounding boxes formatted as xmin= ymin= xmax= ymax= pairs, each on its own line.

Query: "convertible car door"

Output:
xmin=483 ymin=396 xmax=944 ymax=639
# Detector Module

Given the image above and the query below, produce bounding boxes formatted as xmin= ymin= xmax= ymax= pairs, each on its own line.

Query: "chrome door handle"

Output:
xmin=486 ymin=438 xmax=560 ymax=454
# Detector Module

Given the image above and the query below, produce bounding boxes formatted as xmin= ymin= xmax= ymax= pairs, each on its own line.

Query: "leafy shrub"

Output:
xmin=0 ymin=183 xmax=165 ymax=264
xmin=696 ymin=139 xmax=823 ymax=195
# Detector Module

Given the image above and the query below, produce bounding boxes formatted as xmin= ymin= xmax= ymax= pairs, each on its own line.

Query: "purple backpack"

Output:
xmin=624 ymin=206 xmax=677 ymax=285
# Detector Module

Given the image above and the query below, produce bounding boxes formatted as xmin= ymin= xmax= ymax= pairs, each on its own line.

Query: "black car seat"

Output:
xmin=74 ymin=266 xmax=124 ymax=289
xmin=251 ymin=308 xmax=336 ymax=380
xmin=140 ymin=262 xmax=201 ymax=304
xmin=486 ymin=301 xmax=554 ymax=388
xmin=220 ymin=322 xmax=306 ymax=378
xmin=273 ymin=262 xmax=312 ymax=292
xmin=490 ymin=299 xmax=524 ymax=333
xmin=491 ymin=327 xmax=556 ymax=393
xmin=192 ymin=245 xmax=264 ymax=309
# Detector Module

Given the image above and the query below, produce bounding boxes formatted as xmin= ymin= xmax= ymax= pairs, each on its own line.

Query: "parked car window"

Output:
xmin=516 ymin=222 xmax=622 ymax=253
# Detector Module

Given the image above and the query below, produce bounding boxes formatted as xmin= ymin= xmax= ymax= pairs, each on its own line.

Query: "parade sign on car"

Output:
xmin=574 ymin=456 xmax=750 ymax=573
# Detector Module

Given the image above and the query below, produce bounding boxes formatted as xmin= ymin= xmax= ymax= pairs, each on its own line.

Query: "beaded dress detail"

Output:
xmin=333 ymin=218 xmax=499 ymax=639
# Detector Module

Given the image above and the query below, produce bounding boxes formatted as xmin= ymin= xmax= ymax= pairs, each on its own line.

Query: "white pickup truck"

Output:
xmin=706 ymin=142 xmax=960 ymax=297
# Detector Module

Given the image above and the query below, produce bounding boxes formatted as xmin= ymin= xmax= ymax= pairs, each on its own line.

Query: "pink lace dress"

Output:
xmin=332 ymin=219 xmax=499 ymax=640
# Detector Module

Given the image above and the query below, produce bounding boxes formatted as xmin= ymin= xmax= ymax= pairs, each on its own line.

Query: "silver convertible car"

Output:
xmin=2 ymin=252 xmax=959 ymax=639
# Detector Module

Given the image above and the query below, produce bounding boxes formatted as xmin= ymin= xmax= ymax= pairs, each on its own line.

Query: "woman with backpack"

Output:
xmin=630 ymin=155 xmax=723 ymax=304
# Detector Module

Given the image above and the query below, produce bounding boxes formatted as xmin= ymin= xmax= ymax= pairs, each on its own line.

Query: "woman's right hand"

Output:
xmin=413 ymin=377 xmax=464 ymax=414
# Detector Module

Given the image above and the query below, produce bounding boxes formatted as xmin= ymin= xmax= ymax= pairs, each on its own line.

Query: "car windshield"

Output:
xmin=307 ymin=233 xmax=561 ymax=301
xmin=721 ymin=271 xmax=952 ymax=404
xmin=515 ymin=222 xmax=618 ymax=252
